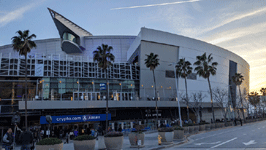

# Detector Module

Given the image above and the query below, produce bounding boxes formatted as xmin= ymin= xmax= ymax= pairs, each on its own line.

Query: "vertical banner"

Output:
xmin=112 ymin=123 xmax=114 ymax=130
xmin=121 ymin=123 xmax=124 ymax=129
xmin=35 ymin=64 xmax=44 ymax=76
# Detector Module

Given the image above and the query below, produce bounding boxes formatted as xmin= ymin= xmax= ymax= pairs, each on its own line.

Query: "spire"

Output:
xmin=48 ymin=8 xmax=92 ymax=37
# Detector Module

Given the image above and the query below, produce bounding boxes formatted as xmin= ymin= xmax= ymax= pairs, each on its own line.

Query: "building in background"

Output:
xmin=0 ymin=8 xmax=249 ymax=134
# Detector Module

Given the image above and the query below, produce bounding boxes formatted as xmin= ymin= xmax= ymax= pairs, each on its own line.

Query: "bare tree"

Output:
xmin=180 ymin=92 xmax=191 ymax=121
xmin=190 ymin=92 xmax=206 ymax=123
xmin=212 ymin=87 xmax=230 ymax=123
xmin=241 ymin=88 xmax=249 ymax=118
xmin=261 ymin=97 xmax=266 ymax=118
xmin=249 ymin=92 xmax=260 ymax=118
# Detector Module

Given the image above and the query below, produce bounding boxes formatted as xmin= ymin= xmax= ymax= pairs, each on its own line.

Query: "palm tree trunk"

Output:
xmin=105 ymin=69 xmax=109 ymax=133
xmin=207 ymin=77 xmax=215 ymax=122
xmin=238 ymin=86 xmax=245 ymax=121
xmin=25 ymin=54 xmax=28 ymax=130
xmin=185 ymin=77 xmax=189 ymax=121
xmin=152 ymin=69 xmax=158 ymax=129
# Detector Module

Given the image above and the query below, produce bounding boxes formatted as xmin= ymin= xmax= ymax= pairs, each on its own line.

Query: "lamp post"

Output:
xmin=77 ymin=80 xmax=80 ymax=100
xmin=59 ymin=79 xmax=62 ymax=101
xmin=169 ymin=63 xmax=182 ymax=127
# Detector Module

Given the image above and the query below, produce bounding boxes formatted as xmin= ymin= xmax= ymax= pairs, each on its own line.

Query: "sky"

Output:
xmin=0 ymin=0 xmax=266 ymax=92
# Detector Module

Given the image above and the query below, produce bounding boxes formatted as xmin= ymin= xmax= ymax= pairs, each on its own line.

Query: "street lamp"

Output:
xmin=35 ymin=79 xmax=41 ymax=100
xmin=169 ymin=63 xmax=182 ymax=127
xmin=59 ymin=79 xmax=62 ymax=101
xmin=77 ymin=80 xmax=80 ymax=100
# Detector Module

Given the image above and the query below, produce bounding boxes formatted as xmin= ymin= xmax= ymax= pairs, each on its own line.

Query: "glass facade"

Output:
xmin=63 ymin=32 xmax=77 ymax=44
xmin=0 ymin=77 xmax=140 ymax=114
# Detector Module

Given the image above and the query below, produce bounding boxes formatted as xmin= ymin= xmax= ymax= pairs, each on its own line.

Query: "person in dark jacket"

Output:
xmin=97 ymin=125 xmax=103 ymax=136
xmin=19 ymin=128 xmax=34 ymax=150
xmin=2 ymin=128 xmax=13 ymax=150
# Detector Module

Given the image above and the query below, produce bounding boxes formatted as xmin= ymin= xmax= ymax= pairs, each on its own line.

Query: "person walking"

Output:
xmin=74 ymin=129 xmax=78 ymax=138
xmin=65 ymin=132 xmax=69 ymax=144
xmin=97 ymin=125 xmax=106 ymax=149
xmin=240 ymin=118 xmax=243 ymax=126
xmin=97 ymin=125 xmax=103 ymax=136
xmin=19 ymin=128 xmax=34 ymax=150
xmin=2 ymin=128 xmax=13 ymax=150
xmin=118 ymin=126 xmax=122 ymax=132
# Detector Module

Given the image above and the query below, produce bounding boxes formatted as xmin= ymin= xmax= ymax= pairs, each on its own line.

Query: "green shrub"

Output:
xmin=36 ymin=138 xmax=62 ymax=145
xmin=73 ymin=134 xmax=96 ymax=141
xmin=158 ymin=127 xmax=174 ymax=132
xmin=174 ymin=126 xmax=184 ymax=130
xmin=104 ymin=131 xmax=123 ymax=137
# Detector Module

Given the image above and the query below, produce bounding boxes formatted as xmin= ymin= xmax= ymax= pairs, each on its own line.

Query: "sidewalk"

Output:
xmin=63 ymin=131 xmax=186 ymax=150
xmin=2 ymin=131 xmax=186 ymax=150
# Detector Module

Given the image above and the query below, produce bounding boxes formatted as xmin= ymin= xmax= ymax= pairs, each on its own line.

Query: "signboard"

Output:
xmin=40 ymin=114 xmax=111 ymax=124
xmin=100 ymin=83 xmax=106 ymax=90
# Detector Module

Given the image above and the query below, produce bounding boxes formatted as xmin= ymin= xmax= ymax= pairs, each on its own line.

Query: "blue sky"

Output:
xmin=0 ymin=0 xmax=266 ymax=92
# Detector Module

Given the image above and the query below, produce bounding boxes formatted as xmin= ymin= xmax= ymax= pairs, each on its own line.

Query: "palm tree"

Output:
xmin=194 ymin=53 xmax=218 ymax=123
xmin=260 ymin=88 xmax=266 ymax=96
xmin=12 ymin=30 xmax=36 ymax=130
xmin=232 ymin=73 xmax=245 ymax=121
xmin=145 ymin=53 xmax=160 ymax=129
xmin=93 ymin=44 xmax=115 ymax=132
xmin=176 ymin=58 xmax=192 ymax=121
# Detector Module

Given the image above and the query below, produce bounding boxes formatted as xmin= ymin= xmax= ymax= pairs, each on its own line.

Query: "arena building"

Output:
xmin=0 ymin=8 xmax=249 ymax=135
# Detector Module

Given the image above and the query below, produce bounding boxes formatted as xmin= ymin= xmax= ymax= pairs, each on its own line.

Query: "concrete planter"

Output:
xmin=128 ymin=133 xmax=145 ymax=148
xmin=211 ymin=123 xmax=215 ymax=129
xmin=194 ymin=125 xmax=199 ymax=134
xmin=189 ymin=126 xmax=195 ymax=134
xmin=104 ymin=136 xmax=123 ymax=150
xmin=183 ymin=127 xmax=189 ymax=134
xmin=73 ymin=139 xmax=96 ymax=150
xmin=205 ymin=124 xmax=211 ymax=130
xmin=174 ymin=130 xmax=184 ymax=139
xmin=221 ymin=123 xmax=225 ymax=128
xmin=199 ymin=125 xmax=205 ymax=131
xmin=158 ymin=131 xmax=174 ymax=145
xmin=215 ymin=123 xmax=219 ymax=128
xmin=36 ymin=143 xmax=63 ymax=150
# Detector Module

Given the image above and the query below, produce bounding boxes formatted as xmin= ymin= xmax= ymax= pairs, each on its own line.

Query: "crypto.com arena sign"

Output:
xmin=40 ymin=114 xmax=111 ymax=124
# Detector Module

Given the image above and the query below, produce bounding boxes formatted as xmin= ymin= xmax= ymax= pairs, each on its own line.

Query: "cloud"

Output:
xmin=0 ymin=1 xmax=44 ymax=27
xmin=201 ymin=6 xmax=266 ymax=34
xmin=111 ymin=0 xmax=200 ymax=10
xmin=205 ymin=22 xmax=266 ymax=44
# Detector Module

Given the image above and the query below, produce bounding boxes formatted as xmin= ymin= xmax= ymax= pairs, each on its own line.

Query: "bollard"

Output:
xmin=158 ymin=135 xmax=162 ymax=145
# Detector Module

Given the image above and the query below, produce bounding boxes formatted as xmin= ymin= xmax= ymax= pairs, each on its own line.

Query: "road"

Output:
xmin=165 ymin=121 xmax=266 ymax=150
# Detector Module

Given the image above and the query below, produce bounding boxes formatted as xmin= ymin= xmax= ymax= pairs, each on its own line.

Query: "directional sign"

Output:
xmin=243 ymin=140 xmax=257 ymax=146
xmin=100 ymin=83 xmax=106 ymax=90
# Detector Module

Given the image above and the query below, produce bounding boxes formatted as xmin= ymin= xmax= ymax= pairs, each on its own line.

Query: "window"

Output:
xmin=165 ymin=70 xmax=175 ymax=78
xmin=63 ymin=32 xmax=77 ymax=44
xmin=187 ymin=73 xmax=197 ymax=80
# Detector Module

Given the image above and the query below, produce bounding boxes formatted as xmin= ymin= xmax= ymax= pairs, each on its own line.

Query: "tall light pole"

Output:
xmin=77 ymin=80 xmax=80 ymax=100
xmin=59 ymin=79 xmax=62 ymax=101
xmin=169 ymin=63 xmax=182 ymax=127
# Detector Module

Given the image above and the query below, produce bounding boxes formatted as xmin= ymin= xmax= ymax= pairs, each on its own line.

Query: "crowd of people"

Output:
xmin=2 ymin=127 xmax=40 ymax=150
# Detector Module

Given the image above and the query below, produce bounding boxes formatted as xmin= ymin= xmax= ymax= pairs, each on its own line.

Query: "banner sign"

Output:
xmin=40 ymin=114 xmax=111 ymax=124
xmin=35 ymin=64 xmax=44 ymax=76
